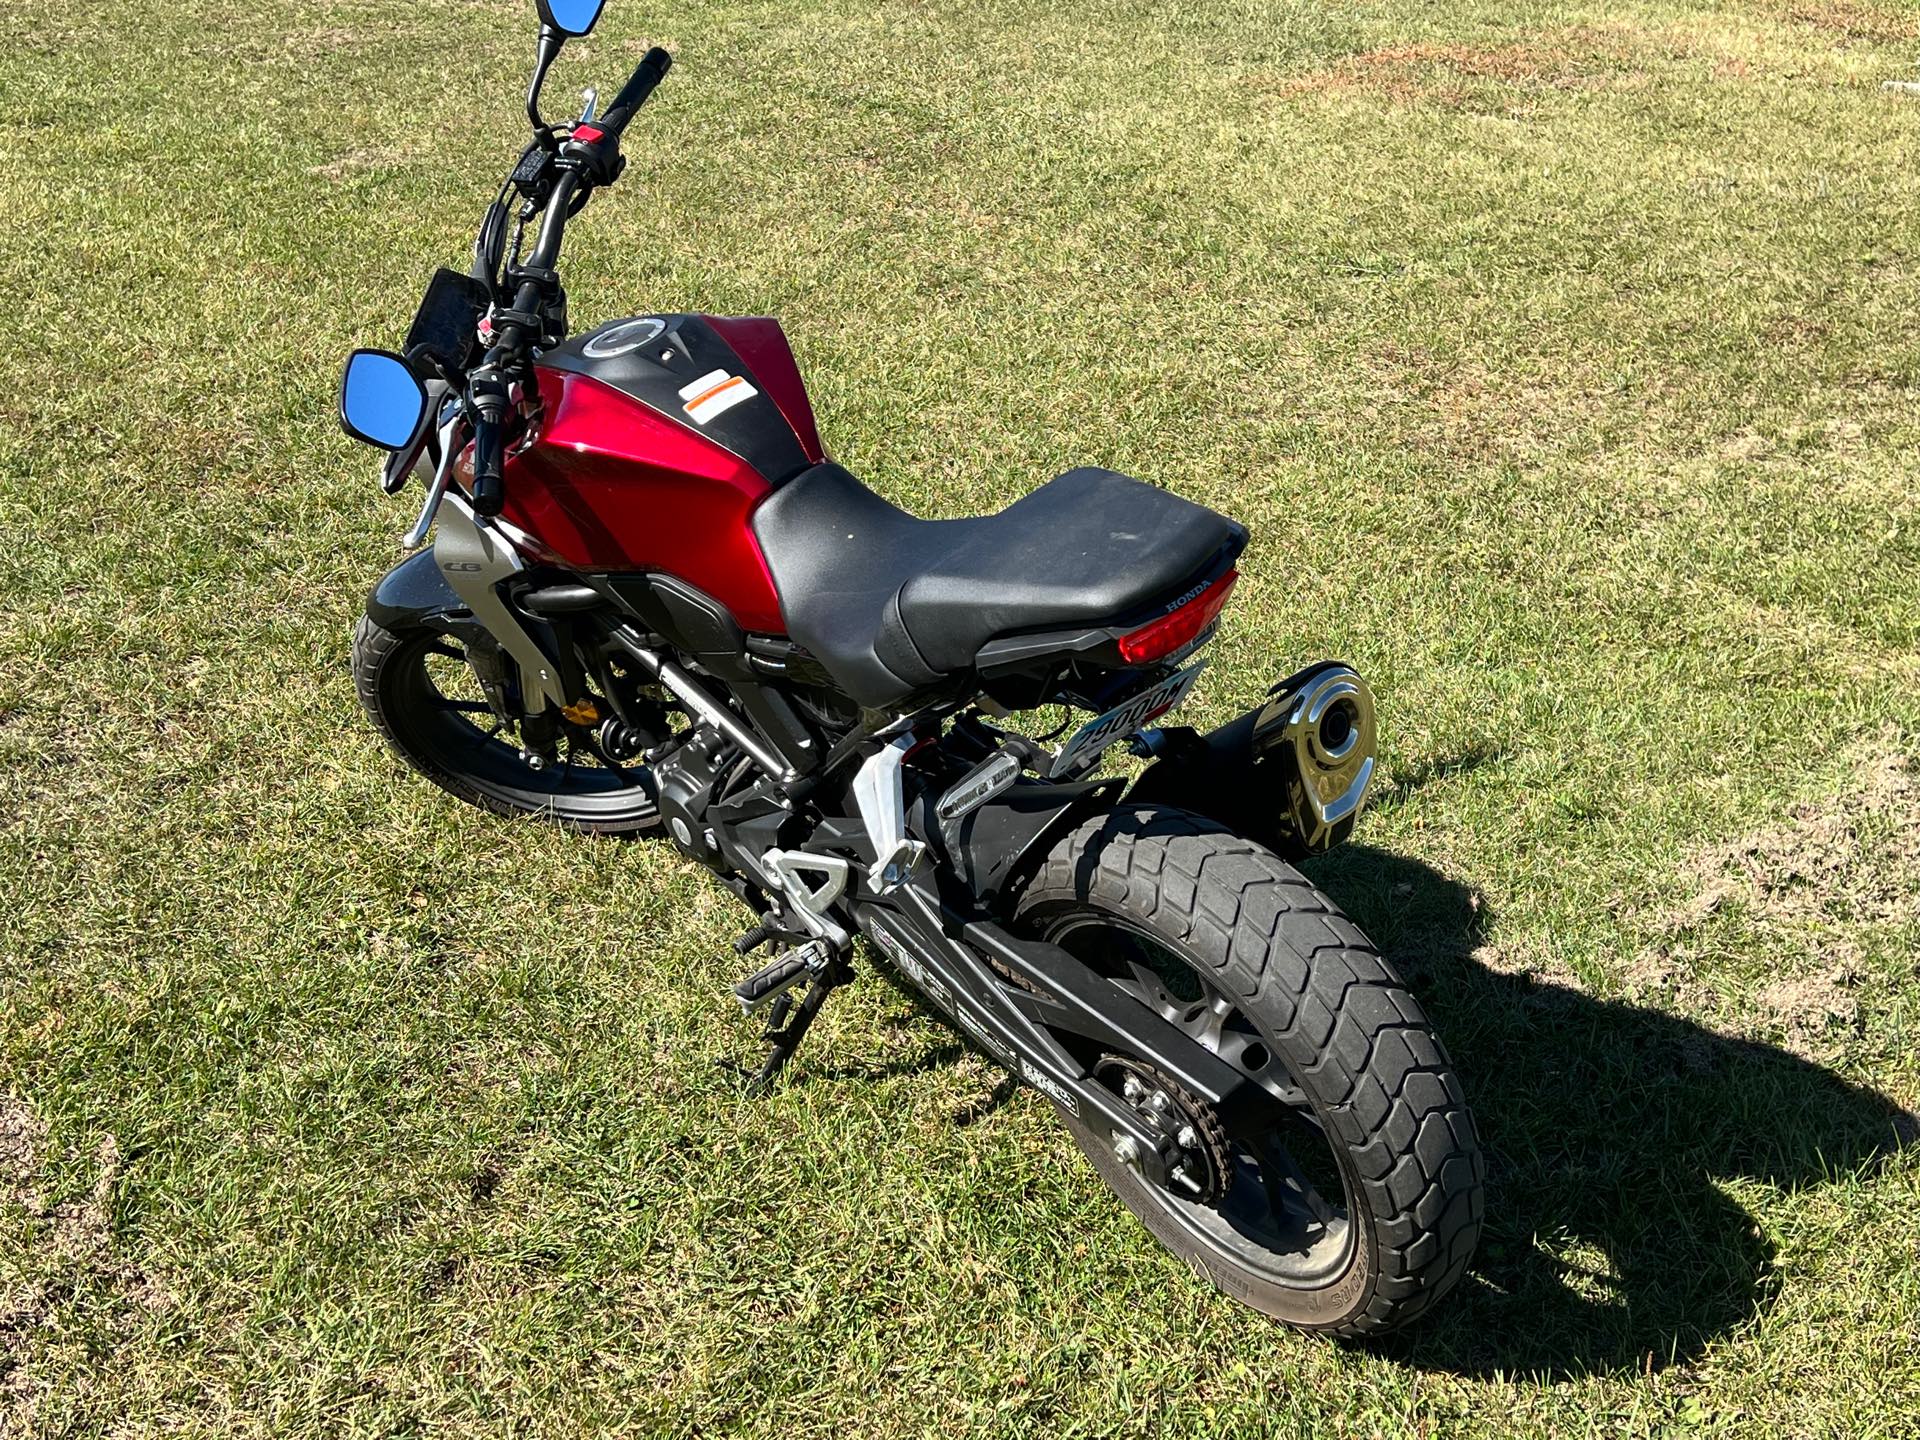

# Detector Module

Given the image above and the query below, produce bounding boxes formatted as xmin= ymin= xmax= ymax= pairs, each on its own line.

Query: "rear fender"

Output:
xmin=923 ymin=776 xmax=1127 ymax=902
xmin=1128 ymin=661 xmax=1377 ymax=857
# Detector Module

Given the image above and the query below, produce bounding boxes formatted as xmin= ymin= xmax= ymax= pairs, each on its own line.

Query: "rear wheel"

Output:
xmin=1013 ymin=804 xmax=1483 ymax=1336
xmin=352 ymin=614 xmax=661 ymax=836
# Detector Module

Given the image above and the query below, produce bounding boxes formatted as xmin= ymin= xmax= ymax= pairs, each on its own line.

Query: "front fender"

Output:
xmin=363 ymin=547 xmax=524 ymax=717
xmin=364 ymin=547 xmax=475 ymax=633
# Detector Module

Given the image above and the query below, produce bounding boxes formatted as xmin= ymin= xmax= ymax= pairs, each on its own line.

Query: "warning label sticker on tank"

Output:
xmin=678 ymin=368 xmax=759 ymax=425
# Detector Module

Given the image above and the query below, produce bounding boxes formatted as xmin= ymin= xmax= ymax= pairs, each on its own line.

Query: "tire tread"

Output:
xmin=1018 ymin=803 xmax=1483 ymax=1338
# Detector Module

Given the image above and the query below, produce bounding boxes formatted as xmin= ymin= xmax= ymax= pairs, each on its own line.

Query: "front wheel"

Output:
xmin=1013 ymin=804 xmax=1483 ymax=1336
xmin=352 ymin=614 xmax=661 ymax=836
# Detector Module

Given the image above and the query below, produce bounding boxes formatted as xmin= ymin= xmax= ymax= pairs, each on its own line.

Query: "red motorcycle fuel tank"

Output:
xmin=498 ymin=314 xmax=825 ymax=634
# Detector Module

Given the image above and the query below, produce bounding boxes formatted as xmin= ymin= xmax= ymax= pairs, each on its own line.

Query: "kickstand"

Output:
xmin=749 ymin=960 xmax=853 ymax=1094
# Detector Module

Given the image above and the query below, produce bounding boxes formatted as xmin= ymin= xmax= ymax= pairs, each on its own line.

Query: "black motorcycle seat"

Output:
xmin=750 ymin=462 xmax=1246 ymax=710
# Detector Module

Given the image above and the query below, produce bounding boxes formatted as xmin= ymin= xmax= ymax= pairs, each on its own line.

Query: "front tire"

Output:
xmin=1013 ymin=804 xmax=1483 ymax=1336
xmin=352 ymin=614 xmax=660 ymax=836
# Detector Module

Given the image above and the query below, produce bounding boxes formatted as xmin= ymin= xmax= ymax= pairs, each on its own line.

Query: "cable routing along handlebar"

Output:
xmin=466 ymin=47 xmax=672 ymax=514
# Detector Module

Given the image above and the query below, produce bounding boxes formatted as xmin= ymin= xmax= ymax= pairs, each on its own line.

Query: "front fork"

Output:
xmin=430 ymin=493 xmax=574 ymax=714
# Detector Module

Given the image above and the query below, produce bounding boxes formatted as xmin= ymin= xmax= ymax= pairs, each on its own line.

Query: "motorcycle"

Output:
xmin=336 ymin=0 xmax=1483 ymax=1337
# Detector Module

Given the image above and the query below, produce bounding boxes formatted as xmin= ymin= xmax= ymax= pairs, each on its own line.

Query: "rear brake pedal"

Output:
xmin=732 ymin=922 xmax=774 ymax=956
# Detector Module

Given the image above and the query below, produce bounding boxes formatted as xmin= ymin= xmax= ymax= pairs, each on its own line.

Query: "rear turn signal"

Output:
xmin=1117 ymin=569 xmax=1238 ymax=665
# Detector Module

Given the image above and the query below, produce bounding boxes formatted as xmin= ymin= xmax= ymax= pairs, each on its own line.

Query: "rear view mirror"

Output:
xmin=537 ymin=0 xmax=606 ymax=36
xmin=339 ymin=349 xmax=429 ymax=451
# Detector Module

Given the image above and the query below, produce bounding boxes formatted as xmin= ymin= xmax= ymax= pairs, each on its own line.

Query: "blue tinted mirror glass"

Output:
xmin=541 ymin=0 xmax=605 ymax=36
xmin=340 ymin=350 xmax=427 ymax=450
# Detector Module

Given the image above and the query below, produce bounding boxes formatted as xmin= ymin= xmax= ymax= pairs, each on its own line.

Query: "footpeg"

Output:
xmin=733 ymin=942 xmax=825 ymax=1013
xmin=728 ymin=940 xmax=854 ymax=1093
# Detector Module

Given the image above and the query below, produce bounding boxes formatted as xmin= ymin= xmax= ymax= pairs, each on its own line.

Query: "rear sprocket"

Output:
xmin=1094 ymin=1054 xmax=1234 ymax=1206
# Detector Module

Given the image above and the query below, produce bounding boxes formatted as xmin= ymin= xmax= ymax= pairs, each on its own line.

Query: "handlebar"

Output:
xmin=597 ymin=47 xmax=672 ymax=138
xmin=463 ymin=47 xmax=673 ymax=517
xmin=526 ymin=168 xmax=583 ymax=272
xmin=469 ymin=166 xmax=584 ymax=514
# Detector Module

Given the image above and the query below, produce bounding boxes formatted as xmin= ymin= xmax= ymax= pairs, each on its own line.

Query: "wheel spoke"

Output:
xmin=1117 ymin=957 xmax=1173 ymax=1009
xmin=1212 ymin=1027 xmax=1261 ymax=1070
xmin=423 ymin=641 xmax=465 ymax=661
xmin=1211 ymin=1028 xmax=1314 ymax=1116
xmin=431 ymin=698 xmax=493 ymax=714
xmin=1249 ymin=1136 xmax=1338 ymax=1229
xmin=1190 ymin=994 xmax=1232 ymax=1045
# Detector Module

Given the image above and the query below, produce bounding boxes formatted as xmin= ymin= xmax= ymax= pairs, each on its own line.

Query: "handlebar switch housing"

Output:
xmin=560 ymin=126 xmax=626 ymax=188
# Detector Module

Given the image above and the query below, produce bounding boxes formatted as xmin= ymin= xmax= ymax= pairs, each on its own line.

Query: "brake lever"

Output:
xmin=403 ymin=411 xmax=464 ymax=550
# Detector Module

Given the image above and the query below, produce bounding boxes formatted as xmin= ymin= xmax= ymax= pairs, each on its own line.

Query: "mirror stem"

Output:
xmin=527 ymin=25 xmax=565 ymax=141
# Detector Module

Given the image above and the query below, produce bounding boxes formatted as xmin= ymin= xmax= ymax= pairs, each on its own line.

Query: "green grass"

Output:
xmin=5 ymin=0 xmax=1920 ymax=1433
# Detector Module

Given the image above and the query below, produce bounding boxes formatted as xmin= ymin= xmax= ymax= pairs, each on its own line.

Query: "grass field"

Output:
xmin=5 ymin=0 xmax=1920 ymax=1433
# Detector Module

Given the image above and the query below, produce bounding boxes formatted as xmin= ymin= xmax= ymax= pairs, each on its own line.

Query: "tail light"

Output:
xmin=1117 ymin=569 xmax=1238 ymax=665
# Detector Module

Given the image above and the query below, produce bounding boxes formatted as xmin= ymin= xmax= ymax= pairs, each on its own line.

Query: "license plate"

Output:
xmin=1050 ymin=661 xmax=1206 ymax=778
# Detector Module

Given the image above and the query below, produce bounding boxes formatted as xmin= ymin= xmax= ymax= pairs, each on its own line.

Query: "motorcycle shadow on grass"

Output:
xmin=1302 ymin=843 xmax=1916 ymax=1380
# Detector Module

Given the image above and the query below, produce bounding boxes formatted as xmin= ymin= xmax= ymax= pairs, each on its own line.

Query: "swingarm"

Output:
xmin=856 ymin=882 xmax=1279 ymax=1184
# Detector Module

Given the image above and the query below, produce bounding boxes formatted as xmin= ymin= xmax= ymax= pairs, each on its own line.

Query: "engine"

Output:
xmin=654 ymin=725 xmax=730 ymax=864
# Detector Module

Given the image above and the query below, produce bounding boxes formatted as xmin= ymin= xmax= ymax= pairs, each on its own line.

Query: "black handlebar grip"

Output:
xmin=471 ymin=416 xmax=506 ymax=516
xmin=598 ymin=46 xmax=672 ymax=137
xmin=472 ymin=467 xmax=504 ymax=517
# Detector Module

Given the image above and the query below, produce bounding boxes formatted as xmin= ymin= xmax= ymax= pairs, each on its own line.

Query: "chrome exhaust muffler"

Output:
xmin=1128 ymin=661 xmax=1378 ymax=856
xmin=1253 ymin=663 xmax=1377 ymax=852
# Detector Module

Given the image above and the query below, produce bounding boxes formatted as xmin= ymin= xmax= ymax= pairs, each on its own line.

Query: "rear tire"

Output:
xmin=352 ymin=614 xmax=660 ymax=837
xmin=1013 ymin=803 xmax=1483 ymax=1336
